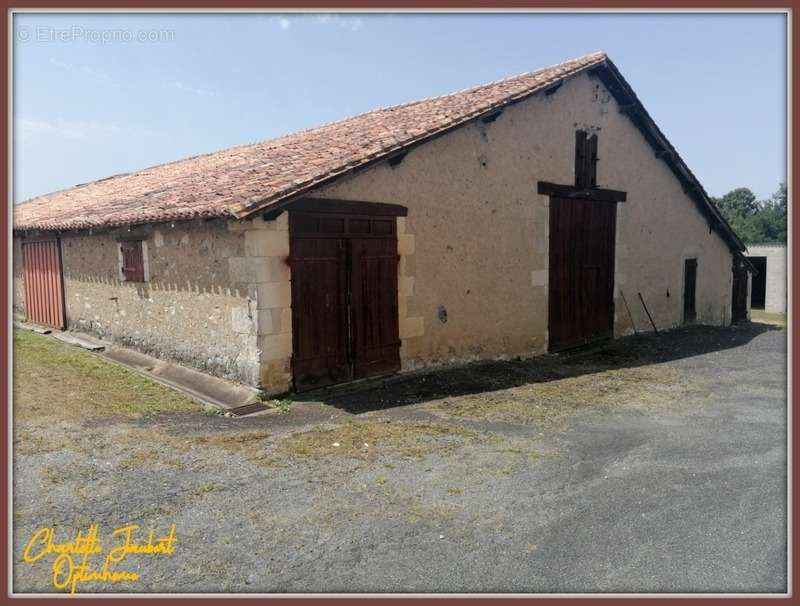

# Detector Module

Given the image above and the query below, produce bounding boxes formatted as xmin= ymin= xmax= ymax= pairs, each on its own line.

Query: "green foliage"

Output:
xmin=271 ymin=398 xmax=293 ymax=413
xmin=712 ymin=183 xmax=787 ymax=245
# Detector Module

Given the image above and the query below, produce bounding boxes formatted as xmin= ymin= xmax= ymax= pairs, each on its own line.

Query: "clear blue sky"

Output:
xmin=13 ymin=12 xmax=786 ymax=203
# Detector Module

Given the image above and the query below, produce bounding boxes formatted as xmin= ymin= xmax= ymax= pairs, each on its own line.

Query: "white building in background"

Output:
xmin=746 ymin=244 xmax=787 ymax=313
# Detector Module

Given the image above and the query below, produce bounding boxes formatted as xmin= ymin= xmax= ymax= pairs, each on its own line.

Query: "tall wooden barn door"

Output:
xmin=683 ymin=258 xmax=697 ymax=324
xmin=731 ymin=260 xmax=749 ymax=323
xmin=22 ymin=239 xmax=66 ymax=330
xmin=548 ymin=197 xmax=617 ymax=351
xmin=540 ymin=129 xmax=626 ymax=353
xmin=288 ymin=201 xmax=405 ymax=392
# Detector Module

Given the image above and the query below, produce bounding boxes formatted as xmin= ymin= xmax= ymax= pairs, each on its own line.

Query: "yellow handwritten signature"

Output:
xmin=22 ymin=524 xmax=176 ymax=594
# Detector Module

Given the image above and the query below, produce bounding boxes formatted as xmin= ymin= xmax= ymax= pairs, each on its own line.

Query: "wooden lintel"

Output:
xmin=537 ymin=181 xmax=627 ymax=203
xmin=264 ymin=197 xmax=408 ymax=219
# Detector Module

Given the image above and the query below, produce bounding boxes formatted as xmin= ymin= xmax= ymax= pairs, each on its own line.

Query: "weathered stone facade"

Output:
xmin=229 ymin=212 xmax=293 ymax=392
xmin=312 ymin=71 xmax=734 ymax=369
xmin=58 ymin=220 xmax=260 ymax=384
xmin=14 ymin=216 xmax=293 ymax=390
xmin=14 ymin=71 xmax=739 ymax=391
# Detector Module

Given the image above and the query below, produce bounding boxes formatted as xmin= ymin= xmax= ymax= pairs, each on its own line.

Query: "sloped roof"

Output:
xmin=14 ymin=52 xmax=606 ymax=232
xmin=13 ymin=50 xmax=745 ymax=254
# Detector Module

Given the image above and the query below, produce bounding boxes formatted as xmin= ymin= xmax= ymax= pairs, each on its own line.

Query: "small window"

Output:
xmin=119 ymin=240 xmax=146 ymax=282
xmin=575 ymin=129 xmax=598 ymax=188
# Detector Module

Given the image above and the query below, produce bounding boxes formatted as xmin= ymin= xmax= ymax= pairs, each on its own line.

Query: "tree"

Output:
xmin=714 ymin=187 xmax=759 ymax=218
xmin=754 ymin=184 xmax=787 ymax=244
xmin=712 ymin=184 xmax=786 ymax=245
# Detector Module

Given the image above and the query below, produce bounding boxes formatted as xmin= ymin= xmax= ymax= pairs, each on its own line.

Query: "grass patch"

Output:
xmin=13 ymin=329 xmax=195 ymax=422
xmin=277 ymin=419 xmax=476 ymax=460
xmin=435 ymin=365 xmax=698 ymax=428
xmin=194 ymin=430 xmax=278 ymax=467
xmin=118 ymin=449 xmax=185 ymax=471
xmin=270 ymin=398 xmax=293 ymax=413
xmin=14 ymin=429 xmax=67 ymax=455
xmin=751 ymin=309 xmax=786 ymax=327
xmin=41 ymin=464 xmax=67 ymax=485
xmin=194 ymin=482 xmax=215 ymax=495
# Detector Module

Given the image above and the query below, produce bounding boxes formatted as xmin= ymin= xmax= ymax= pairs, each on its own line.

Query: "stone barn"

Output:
xmin=13 ymin=52 xmax=752 ymax=394
xmin=746 ymin=244 xmax=787 ymax=313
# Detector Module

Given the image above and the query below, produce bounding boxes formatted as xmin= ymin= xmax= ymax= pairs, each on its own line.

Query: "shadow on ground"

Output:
xmin=295 ymin=322 xmax=782 ymax=414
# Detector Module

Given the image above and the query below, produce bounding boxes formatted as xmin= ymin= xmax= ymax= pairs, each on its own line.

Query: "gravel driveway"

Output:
xmin=13 ymin=322 xmax=786 ymax=594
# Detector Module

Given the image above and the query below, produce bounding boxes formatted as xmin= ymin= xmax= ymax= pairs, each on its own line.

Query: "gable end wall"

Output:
xmin=310 ymin=71 xmax=734 ymax=369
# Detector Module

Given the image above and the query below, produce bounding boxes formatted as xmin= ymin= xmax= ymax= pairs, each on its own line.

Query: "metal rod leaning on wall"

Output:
xmin=619 ymin=290 xmax=638 ymax=335
xmin=637 ymin=292 xmax=658 ymax=334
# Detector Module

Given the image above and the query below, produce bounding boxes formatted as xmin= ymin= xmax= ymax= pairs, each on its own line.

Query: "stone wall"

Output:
xmin=53 ymin=219 xmax=261 ymax=385
xmin=14 ymin=213 xmax=293 ymax=391
xmin=14 ymin=70 xmax=739 ymax=388
xmin=229 ymin=212 xmax=293 ymax=393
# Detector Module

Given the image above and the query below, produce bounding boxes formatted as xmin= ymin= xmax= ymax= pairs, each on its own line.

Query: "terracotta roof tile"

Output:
xmin=14 ymin=52 xmax=606 ymax=232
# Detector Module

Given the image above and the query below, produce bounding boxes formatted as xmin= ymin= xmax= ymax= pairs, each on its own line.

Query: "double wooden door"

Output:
xmin=290 ymin=211 xmax=400 ymax=391
xmin=548 ymin=197 xmax=617 ymax=352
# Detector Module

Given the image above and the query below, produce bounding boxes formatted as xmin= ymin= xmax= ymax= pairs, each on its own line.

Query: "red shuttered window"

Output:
xmin=120 ymin=240 xmax=146 ymax=282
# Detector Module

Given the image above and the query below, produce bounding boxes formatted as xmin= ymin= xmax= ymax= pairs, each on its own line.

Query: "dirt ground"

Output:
xmin=12 ymin=322 xmax=786 ymax=594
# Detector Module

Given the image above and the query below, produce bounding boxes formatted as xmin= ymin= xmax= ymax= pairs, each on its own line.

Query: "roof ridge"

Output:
xmin=269 ymin=50 xmax=608 ymax=137
xmin=14 ymin=51 xmax=609 ymax=231
xmin=15 ymin=51 xmax=607 ymax=207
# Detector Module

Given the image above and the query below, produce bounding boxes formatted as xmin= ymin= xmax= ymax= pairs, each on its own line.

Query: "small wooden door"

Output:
xmin=683 ymin=259 xmax=698 ymax=324
xmin=548 ymin=197 xmax=617 ymax=351
xmin=289 ymin=208 xmax=401 ymax=391
xmin=731 ymin=262 xmax=749 ymax=323
xmin=22 ymin=239 xmax=66 ymax=329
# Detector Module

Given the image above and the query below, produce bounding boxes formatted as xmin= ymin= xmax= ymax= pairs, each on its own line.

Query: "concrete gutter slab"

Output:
xmin=52 ymin=332 xmax=106 ymax=351
xmin=103 ymin=346 xmax=261 ymax=412
xmin=15 ymin=322 xmax=52 ymax=335
xmin=17 ymin=324 xmax=270 ymax=415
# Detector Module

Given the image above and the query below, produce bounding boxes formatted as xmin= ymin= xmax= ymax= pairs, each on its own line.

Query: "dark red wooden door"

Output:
xmin=548 ymin=197 xmax=616 ymax=352
xmin=22 ymin=239 xmax=66 ymax=330
xmin=351 ymin=238 xmax=401 ymax=379
xmin=289 ymin=210 xmax=401 ymax=391
xmin=731 ymin=264 xmax=748 ymax=323
xmin=683 ymin=258 xmax=698 ymax=324
xmin=290 ymin=238 xmax=351 ymax=391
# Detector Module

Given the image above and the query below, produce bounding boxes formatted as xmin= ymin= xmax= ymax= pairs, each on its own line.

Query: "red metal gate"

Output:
xmin=22 ymin=239 xmax=65 ymax=329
